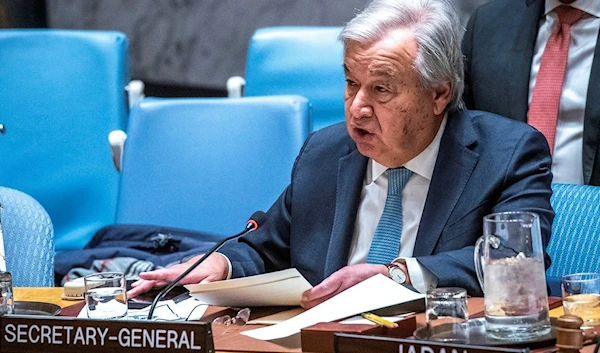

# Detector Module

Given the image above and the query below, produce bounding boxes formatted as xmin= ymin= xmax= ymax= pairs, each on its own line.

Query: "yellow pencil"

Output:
xmin=361 ymin=312 xmax=398 ymax=328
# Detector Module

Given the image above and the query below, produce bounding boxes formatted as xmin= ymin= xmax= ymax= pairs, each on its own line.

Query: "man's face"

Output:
xmin=344 ymin=29 xmax=450 ymax=168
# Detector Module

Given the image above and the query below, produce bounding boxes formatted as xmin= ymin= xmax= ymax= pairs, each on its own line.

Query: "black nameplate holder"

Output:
xmin=334 ymin=333 xmax=530 ymax=353
xmin=0 ymin=314 xmax=214 ymax=353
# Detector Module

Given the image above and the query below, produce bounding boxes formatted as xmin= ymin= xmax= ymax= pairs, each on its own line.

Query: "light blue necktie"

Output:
xmin=366 ymin=167 xmax=413 ymax=264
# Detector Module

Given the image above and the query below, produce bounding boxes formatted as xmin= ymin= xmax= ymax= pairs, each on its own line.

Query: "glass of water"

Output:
xmin=0 ymin=271 xmax=14 ymax=315
xmin=84 ymin=272 xmax=128 ymax=319
xmin=562 ymin=273 xmax=600 ymax=328
xmin=426 ymin=287 xmax=469 ymax=343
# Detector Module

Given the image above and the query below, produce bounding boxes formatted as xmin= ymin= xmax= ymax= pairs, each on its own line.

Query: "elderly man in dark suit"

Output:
xmin=129 ymin=0 xmax=554 ymax=307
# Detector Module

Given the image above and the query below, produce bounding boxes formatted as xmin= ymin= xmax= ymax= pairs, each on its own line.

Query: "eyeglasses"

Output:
xmin=128 ymin=301 xmax=207 ymax=322
xmin=212 ymin=308 xmax=251 ymax=333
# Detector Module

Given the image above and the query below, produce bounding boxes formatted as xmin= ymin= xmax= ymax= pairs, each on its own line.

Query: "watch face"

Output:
xmin=390 ymin=267 xmax=406 ymax=284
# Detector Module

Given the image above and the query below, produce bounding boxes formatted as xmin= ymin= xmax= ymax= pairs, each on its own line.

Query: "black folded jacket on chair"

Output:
xmin=54 ymin=224 xmax=221 ymax=286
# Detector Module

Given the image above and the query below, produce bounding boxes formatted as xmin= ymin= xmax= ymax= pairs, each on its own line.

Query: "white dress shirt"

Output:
xmin=528 ymin=0 xmax=600 ymax=184
xmin=347 ymin=116 xmax=447 ymax=293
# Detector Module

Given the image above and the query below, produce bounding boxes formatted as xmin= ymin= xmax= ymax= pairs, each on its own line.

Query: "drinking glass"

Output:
xmin=426 ymin=287 xmax=469 ymax=342
xmin=562 ymin=273 xmax=600 ymax=328
xmin=0 ymin=271 xmax=13 ymax=315
xmin=475 ymin=211 xmax=550 ymax=341
xmin=84 ymin=272 xmax=128 ymax=319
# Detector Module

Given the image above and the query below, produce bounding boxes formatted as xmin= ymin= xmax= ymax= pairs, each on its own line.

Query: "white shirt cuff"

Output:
xmin=400 ymin=257 xmax=438 ymax=293
xmin=215 ymin=252 xmax=233 ymax=280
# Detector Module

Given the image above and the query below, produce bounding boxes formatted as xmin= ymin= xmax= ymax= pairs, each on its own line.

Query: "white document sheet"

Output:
xmin=77 ymin=297 xmax=208 ymax=321
xmin=241 ymin=274 xmax=425 ymax=340
xmin=184 ymin=268 xmax=313 ymax=307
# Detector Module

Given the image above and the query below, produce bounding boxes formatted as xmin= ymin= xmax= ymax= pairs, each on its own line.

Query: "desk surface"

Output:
xmin=12 ymin=288 xmax=596 ymax=353
xmin=14 ymin=287 xmax=73 ymax=308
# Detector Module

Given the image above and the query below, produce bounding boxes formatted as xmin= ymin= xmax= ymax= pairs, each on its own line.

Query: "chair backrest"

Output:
xmin=0 ymin=29 xmax=130 ymax=251
xmin=546 ymin=183 xmax=600 ymax=295
xmin=243 ymin=27 xmax=345 ymax=132
xmin=115 ymin=96 xmax=311 ymax=237
xmin=0 ymin=186 xmax=54 ymax=286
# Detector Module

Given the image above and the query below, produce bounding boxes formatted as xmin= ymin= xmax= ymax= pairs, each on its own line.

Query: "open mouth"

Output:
xmin=354 ymin=127 xmax=371 ymax=138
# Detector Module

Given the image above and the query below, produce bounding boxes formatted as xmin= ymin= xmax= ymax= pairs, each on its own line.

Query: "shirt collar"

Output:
xmin=545 ymin=0 xmax=600 ymax=18
xmin=368 ymin=114 xmax=448 ymax=184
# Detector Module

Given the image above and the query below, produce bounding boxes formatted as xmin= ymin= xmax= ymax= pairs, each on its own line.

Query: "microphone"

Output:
xmin=146 ymin=211 xmax=267 ymax=320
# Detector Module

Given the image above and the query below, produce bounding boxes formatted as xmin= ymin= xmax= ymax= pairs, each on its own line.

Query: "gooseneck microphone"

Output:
xmin=146 ymin=211 xmax=267 ymax=320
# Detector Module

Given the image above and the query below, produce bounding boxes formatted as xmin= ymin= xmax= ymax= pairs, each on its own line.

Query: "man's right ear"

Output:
xmin=432 ymin=81 xmax=453 ymax=115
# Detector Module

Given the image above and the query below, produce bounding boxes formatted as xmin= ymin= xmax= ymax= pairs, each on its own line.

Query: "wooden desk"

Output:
xmin=14 ymin=287 xmax=74 ymax=308
xmin=12 ymin=288 xmax=599 ymax=353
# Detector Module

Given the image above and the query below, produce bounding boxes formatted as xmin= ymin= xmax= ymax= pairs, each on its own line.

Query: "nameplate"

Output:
xmin=0 ymin=315 xmax=213 ymax=353
xmin=334 ymin=333 xmax=529 ymax=353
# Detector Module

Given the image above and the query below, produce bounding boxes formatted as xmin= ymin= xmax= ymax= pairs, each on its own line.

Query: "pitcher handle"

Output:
xmin=474 ymin=235 xmax=485 ymax=293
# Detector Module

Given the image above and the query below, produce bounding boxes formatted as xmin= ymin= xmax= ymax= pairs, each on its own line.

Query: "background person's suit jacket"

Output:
xmin=462 ymin=0 xmax=600 ymax=185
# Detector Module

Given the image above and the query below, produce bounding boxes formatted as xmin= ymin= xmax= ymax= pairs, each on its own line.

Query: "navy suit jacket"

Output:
xmin=219 ymin=109 xmax=554 ymax=296
xmin=462 ymin=0 xmax=600 ymax=185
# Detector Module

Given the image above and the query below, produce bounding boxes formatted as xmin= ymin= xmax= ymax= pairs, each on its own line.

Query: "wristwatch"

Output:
xmin=385 ymin=262 xmax=407 ymax=284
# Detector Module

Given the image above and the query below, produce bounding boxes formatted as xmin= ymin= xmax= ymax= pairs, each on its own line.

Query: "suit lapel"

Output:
xmin=582 ymin=30 xmax=600 ymax=184
xmin=323 ymin=145 xmax=368 ymax=278
xmin=413 ymin=111 xmax=479 ymax=256
xmin=508 ymin=0 xmax=544 ymax=122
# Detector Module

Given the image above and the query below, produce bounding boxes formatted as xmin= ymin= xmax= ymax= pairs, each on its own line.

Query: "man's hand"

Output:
xmin=300 ymin=264 xmax=388 ymax=309
xmin=127 ymin=253 xmax=229 ymax=298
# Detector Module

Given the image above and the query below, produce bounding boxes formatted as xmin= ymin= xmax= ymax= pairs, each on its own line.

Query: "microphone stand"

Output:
xmin=146 ymin=222 xmax=259 ymax=320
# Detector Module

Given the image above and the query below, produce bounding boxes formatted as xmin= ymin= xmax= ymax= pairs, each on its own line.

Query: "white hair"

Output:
xmin=339 ymin=0 xmax=465 ymax=112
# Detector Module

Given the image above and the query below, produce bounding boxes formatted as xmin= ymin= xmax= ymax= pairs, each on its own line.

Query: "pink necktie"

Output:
xmin=528 ymin=6 xmax=584 ymax=154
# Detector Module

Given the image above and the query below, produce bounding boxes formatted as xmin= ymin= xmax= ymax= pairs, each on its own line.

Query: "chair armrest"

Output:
xmin=108 ymin=130 xmax=127 ymax=172
xmin=126 ymin=80 xmax=145 ymax=108
xmin=227 ymin=76 xmax=246 ymax=98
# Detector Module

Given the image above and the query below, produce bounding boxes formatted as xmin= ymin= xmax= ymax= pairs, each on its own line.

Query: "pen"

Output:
xmin=361 ymin=312 xmax=398 ymax=328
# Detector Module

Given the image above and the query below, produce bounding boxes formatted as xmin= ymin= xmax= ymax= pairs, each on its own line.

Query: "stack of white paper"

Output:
xmin=241 ymin=274 xmax=424 ymax=340
xmin=184 ymin=268 xmax=313 ymax=307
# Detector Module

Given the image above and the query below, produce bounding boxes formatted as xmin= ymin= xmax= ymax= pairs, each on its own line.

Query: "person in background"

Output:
xmin=463 ymin=0 xmax=600 ymax=185
xmin=128 ymin=0 xmax=554 ymax=307
xmin=0 ymin=3 xmax=10 ymax=29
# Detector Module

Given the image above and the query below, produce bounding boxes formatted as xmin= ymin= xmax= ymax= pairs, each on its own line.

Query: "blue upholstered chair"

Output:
xmin=231 ymin=26 xmax=345 ymax=132
xmin=0 ymin=187 xmax=54 ymax=287
xmin=546 ymin=183 xmax=600 ymax=296
xmin=0 ymin=29 xmax=131 ymax=251
xmin=115 ymin=96 xmax=311 ymax=237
